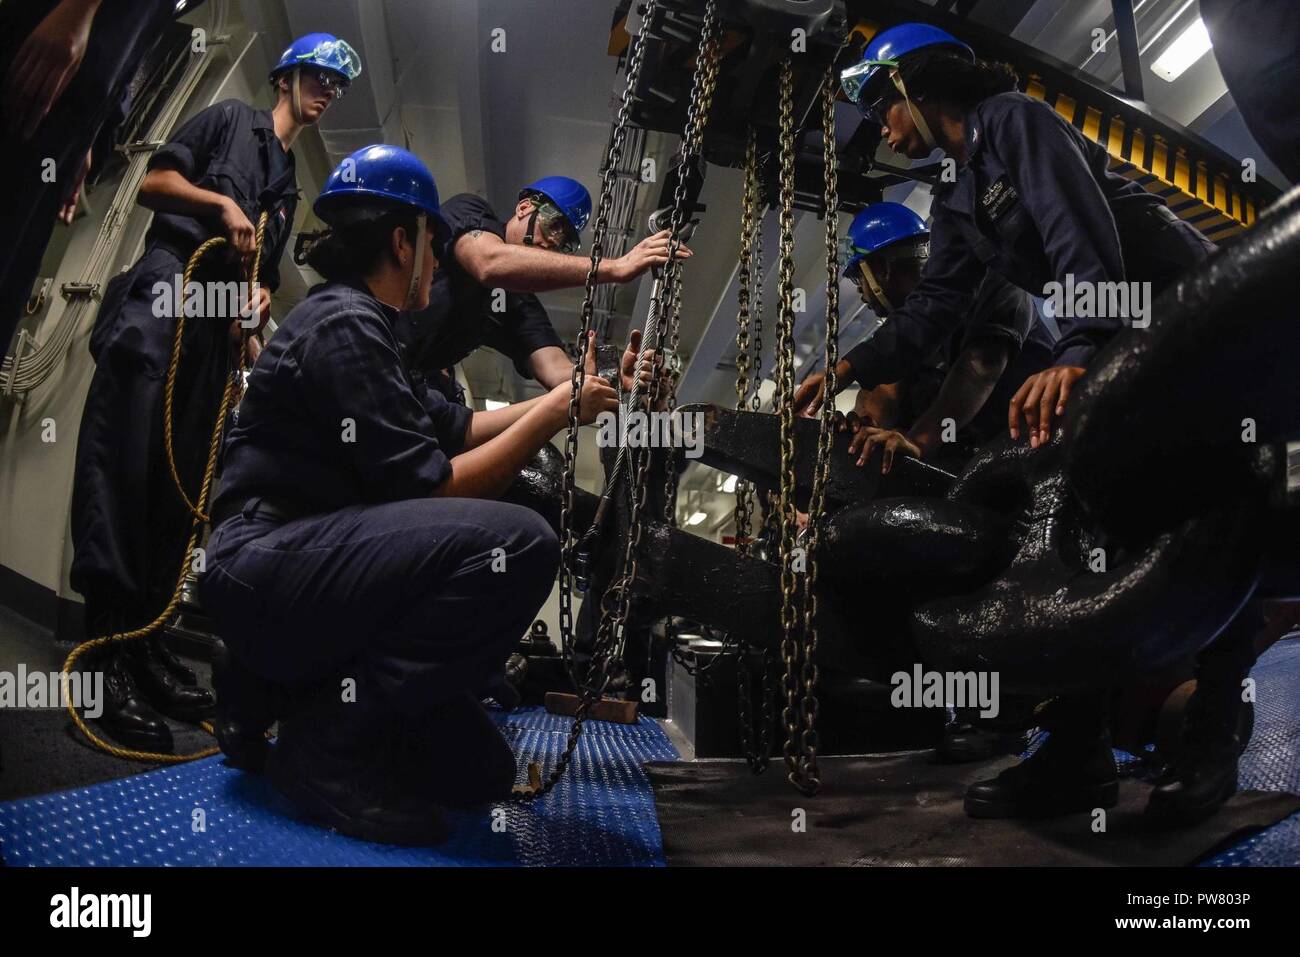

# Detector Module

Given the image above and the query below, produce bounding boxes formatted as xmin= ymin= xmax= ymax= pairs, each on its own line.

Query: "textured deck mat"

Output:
xmin=0 ymin=707 xmax=677 ymax=867
xmin=650 ymin=637 xmax=1300 ymax=867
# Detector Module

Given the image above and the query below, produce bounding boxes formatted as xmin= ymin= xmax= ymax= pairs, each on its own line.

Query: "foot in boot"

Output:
xmin=125 ymin=637 xmax=214 ymax=721
xmin=267 ymin=681 xmax=450 ymax=846
xmin=211 ymin=639 xmax=275 ymax=773
xmin=936 ymin=722 xmax=1028 ymax=764
xmin=401 ymin=692 xmax=517 ymax=806
xmin=93 ymin=646 xmax=174 ymax=752
xmin=965 ymin=731 xmax=1118 ymax=819
xmin=1145 ymin=698 xmax=1252 ymax=829
xmin=154 ymin=636 xmax=198 ymax=686
xmin=479 ymin=655 xmax=526 ymax=711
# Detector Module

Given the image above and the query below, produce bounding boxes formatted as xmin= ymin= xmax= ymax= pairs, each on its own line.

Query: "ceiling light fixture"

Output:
xmin=1150 ymin=17 xmax=1212 ymax=82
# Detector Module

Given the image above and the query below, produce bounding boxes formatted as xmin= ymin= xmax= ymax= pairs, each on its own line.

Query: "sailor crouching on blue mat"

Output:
xmin=198 ymin=145 xmax=619 ymax=846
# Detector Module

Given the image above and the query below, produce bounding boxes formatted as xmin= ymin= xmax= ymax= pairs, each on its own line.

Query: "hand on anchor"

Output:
xmin=848 ymin=425 xmax=922 ymax=473
xmin=1008 ymin=365 xmax=1086 ymax=447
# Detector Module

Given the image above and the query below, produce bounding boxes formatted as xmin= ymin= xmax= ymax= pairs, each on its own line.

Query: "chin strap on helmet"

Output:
xmin=291 ymin=68 xmax=305 ymax=125
xmin=890 ymin=69 xmax=938 ymax=153
xmin=521 ymin=203 xmax=540 ymax=248
xmin=405 ymin=213 xmax=429 ymax=309
xmin=858 ymin=259 xmax=893 ymax=315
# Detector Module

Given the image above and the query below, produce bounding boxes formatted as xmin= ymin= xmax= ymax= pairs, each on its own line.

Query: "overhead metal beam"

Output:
xmin=452 ymin=0 xmax=494 ymax=198
xmin=1111 ymin=0 xmax=1146 ymax=101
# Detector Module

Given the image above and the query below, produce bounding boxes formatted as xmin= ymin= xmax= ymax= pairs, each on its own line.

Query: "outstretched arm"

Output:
xmin=454 ymin=228 xmax=690 ymax=292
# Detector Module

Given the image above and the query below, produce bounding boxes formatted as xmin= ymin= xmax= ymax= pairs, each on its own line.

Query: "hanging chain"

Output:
xmin=526 ymin=0 xmax=720 ymax=800
xmin=773 ymin=57 xmax=809 ymax=793
xmin=731 ymin=125 xmax=759 ymax=554
xmin=786 ymin=63 xmax=844 ymax=795
xmin=556 ymin=0 xmax=656 ymax=674
xmin=751 ymin=203 xmax=764 ymax=412
xmin=525 ymin=0 xmax=659 ymax=801
xmin=658 ymin=0 xmax=721 ymax=522
xmin=730 ymin=124 xmax=775 ymax=772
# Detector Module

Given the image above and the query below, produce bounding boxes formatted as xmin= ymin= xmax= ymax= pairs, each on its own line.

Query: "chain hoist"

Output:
xmin=524 ymin=0 xmax=719 ymax=799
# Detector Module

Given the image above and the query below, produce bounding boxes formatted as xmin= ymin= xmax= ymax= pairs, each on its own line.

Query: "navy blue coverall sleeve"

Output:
xmin=297 ymin=311 xmax=456 ymax=500
xmin=842 ymin=219 xmax=986 ymax=390
xmin=982 ymin=98 xmax=1127 ymax=367
xmin=147 ymin=102 xmax=230 ymax=180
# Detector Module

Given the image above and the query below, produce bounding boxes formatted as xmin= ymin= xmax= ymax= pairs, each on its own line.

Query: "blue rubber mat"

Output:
xmin=1203 ymin=636 xmax=1300 ymax=866
xmin=0 ymin=708 xmax=677 ymax=867
xmin=996 ymin=637 xmax=1300 ymax=866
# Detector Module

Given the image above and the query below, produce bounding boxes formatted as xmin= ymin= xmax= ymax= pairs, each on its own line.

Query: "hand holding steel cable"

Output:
xmin=61 ymin=210 xmax=271 ymax=764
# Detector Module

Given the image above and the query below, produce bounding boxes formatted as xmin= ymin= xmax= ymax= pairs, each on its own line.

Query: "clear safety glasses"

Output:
xmin=533 ymin=201 xmax=581 ymax=254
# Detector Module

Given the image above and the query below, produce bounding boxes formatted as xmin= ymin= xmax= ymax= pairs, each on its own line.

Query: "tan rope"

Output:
xmin=61 ymin=212 xmax=269 ymax=763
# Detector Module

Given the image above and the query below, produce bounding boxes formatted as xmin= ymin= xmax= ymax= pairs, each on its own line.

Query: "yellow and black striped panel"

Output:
xmin=1024 ymin=78 xmax=1257 ymax=243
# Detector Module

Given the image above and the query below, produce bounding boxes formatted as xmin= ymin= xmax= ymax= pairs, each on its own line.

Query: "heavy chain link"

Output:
xmin=731 ymin=124 xmax=775 ymax=772
xmin=773 ymin=58 xmax=808 ymax=792
xmin=529 ymin=0 xmax=660 ymax=800
xmin=751 ymin=209 xmax=764 ymax=412
xmin=787 ymin=63 xmax=844 ymax=794
xmin=530 ymin=0 xmax=720 ymax=799
xmin=658 ymin=0 xmax=721 ymax=522
xmin=731 ymin=125 xmax=759 ymax=555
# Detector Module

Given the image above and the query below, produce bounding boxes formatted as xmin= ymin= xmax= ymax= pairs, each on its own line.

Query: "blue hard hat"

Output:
xmin=270 ymin=32 xmax=363 ymax=83
xmin=843 ymin=202 xmax=929 ymax=277
xmin=314 ymin=145 xmax=442 ymax=225
xmin=839 ymin=23 xmax=973 ymax=114
xmin=520 ymin=176 xmax=593 ymax=235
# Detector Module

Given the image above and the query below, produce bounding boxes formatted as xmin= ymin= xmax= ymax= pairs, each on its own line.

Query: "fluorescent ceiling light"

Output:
xmin=686 ymin=511 xmax=708 ymax=526
xmin=1150 ymin=18 xmax=1212 ymax=82
xmin=720 ymin=474 xmax=738 ymax=494
xmin=484 ymin=398 xmax=509 ymax=411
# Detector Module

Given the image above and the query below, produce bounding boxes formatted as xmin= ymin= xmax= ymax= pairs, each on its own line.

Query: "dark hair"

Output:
xmin=897 ymin=50 xmax=1020 ymax=110
xmin=304 ymin=205 xmax=421 ymax=280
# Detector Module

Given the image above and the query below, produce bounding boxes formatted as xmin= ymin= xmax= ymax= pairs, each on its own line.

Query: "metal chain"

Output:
xmin=787 ymin=64 xmax=844 ymax=795
xmin=527 ymin=0 xmax=659 ymax=801
xmin=751 ymin=203 xmax=764 ymax=412
xmin=736 ymin=645 xmax=775 ymax=772
xmin=528 ymin=0 xmax=719 ymax=800
xmin=658 ymin=0 xmax=721 ymax=522
xmin=556 ymin=0 xmax=656 ymax=674
xmin=731 ymin=125 xmax=759 ymax=554
xmin=730 ymin=124 xmax=774 ymax=772
xmin=773 ymin=58 xmax=807 ymax=791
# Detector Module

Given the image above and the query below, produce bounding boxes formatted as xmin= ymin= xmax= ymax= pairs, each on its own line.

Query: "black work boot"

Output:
xmin=92 ymin=645 xmax=174 ymax=752
xmin=965 ymin=698 xmax=1118 ymax=819
xmin=1147 ymin=608 xmax=1259 ymax=829
xmin=211 ymin=639 xmax=276 ymax=773
xmin=266 ymin=678 xmax=450 ymax=846
xmin=153 ymin=636 xmax=198 ymax=686
xmin=1145 ymin=684 xmax=1252 ymax=828
xmin=401 ymin=692 xmax=517 ymax=807
xmin=479 ymin=655 xmax=526 ymax=711
xmin=125 ymin=636 xmax=215 ymax=722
